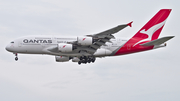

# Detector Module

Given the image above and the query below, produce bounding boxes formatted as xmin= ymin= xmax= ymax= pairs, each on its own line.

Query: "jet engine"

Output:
xmin=55 ymin=56 xmax=69 ymax=62
xmin=77 ymin=36 xmax=93 ymax=45
xmin=58 ymin=43 xmax=73 ymax=52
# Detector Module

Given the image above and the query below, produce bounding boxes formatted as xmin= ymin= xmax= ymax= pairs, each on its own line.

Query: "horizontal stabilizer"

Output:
xmin=140 ymin=36 xmax=174 ymax=46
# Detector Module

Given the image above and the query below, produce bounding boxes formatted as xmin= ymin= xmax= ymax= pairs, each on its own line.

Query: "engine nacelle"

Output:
xmin=58 ymin=43 xmax=73 ymax=52
xmin=77 ymin=36 xmax=93 ymax=45
xmin=72 ymin=57 xmax=80 ymax=62
xmin=55 ymin=56 xmax=69 ymax=62
xmin=93 ymin=49 xmax=112 ymax=57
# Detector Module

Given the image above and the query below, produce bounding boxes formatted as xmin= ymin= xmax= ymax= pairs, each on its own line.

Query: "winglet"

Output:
xmin=127 ymin=21 xmax=133 ymax=27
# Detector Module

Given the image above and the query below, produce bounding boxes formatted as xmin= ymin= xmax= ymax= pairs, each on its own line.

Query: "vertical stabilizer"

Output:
xmin=132 ymin=9 xmax=172 ymax=46
xmin=114 ymin=9 xmax=172 ymax=55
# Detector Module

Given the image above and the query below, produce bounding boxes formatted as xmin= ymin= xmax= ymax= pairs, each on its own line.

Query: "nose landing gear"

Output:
xmin=14 ymin=53 xmax=18 ymax=61
xmin=15 ymin=57 xmax=18 ymax=61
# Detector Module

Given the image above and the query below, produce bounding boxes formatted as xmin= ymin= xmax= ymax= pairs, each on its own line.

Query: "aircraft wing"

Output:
xmin=47 ymin=22 xmax=132 ymax=56
xmin=87 ymin=21 xmax=133 ymax=38
xmin=77 ymin=22 xmax=133 ymax=54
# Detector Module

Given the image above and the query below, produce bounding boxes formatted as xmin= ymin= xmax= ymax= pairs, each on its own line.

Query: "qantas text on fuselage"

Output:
xmin=5 ymin=9 xmax=174 ymax=65
xmin=23 ymin=39 xmax=52 ymax=44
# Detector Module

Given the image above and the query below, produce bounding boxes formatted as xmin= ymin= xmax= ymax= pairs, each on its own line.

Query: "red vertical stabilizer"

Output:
xmin=115 ymin=9 xmax=172 ymax=55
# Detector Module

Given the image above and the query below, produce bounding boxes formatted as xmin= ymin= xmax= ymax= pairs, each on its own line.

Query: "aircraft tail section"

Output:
xmin=132 ymin=9 xmax=172 ymax=46
xmin=114 ymin=9 xmax=172 ymax=55
xmin=140 ymin=36 xmax=174 ymax=46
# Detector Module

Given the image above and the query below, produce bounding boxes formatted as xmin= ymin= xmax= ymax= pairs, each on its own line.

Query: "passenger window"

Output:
xmin=11 ymin=41 xmax=14 ymax=43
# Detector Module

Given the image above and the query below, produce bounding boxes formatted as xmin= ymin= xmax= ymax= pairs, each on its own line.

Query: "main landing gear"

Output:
xmin=14 ymin=53 xmax=18 ymax=61
xmin=78 ymin=56 xmax=96 ymax=65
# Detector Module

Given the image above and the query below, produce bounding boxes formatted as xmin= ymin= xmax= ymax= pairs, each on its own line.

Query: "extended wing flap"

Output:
xmin=140 ymin=36 xmax=174 ymax=46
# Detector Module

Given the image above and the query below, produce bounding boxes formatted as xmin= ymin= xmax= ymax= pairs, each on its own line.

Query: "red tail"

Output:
xmin=115 ymin=9 xmax=172 ymax=55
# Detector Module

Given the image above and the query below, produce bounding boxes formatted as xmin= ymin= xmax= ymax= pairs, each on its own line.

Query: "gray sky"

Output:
xmin=0 ymin=0 xmax=180 ymax=101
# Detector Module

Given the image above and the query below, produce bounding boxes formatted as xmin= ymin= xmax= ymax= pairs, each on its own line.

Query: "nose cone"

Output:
xmin=5 ymin=45 xmax=10 ymax=51
xmin=5 ymin=44 xmax=13 ymax=52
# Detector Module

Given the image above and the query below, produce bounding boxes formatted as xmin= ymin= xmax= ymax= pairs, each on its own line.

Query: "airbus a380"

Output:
xmin=6 ymin=9 xmax=174 ymax=65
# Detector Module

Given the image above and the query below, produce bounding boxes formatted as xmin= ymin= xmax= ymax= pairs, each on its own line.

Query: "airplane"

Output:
xmin=5 ymin=9 xmax=174 ymax=65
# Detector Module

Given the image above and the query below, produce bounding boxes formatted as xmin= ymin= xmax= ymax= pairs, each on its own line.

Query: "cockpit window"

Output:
xmin=11 ymin=41 xmax=14 ymax=43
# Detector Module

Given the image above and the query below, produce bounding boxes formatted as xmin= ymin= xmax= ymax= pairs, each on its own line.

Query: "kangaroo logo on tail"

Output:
xmin=133 ymin=20 xmax=166 ymax=46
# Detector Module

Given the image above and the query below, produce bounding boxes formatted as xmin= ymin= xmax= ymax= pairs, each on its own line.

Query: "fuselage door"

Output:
xmin=18 ymin=41 xmax=22 ymax=47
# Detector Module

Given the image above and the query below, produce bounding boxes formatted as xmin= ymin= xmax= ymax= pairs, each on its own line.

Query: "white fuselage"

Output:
xmin=6 ymin=36 xmax=128 ymax=57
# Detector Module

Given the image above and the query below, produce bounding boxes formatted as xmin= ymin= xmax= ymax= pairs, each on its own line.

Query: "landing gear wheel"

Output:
xmin=78 ymin=61 xmax=81 ymax=65
xmin=14 ymin=53 xmax=18 ymax=61
xmin=78 ymin=56 xmax=96 ymax=64
xmin=15 ymin=57 xmax=18 ymax=61
xmin=92 ymin=57 xmax=96 ymax=63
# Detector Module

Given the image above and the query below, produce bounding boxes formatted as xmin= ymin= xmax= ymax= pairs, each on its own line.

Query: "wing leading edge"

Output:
xmin=87 ymin=21 xmax=133 ymax=38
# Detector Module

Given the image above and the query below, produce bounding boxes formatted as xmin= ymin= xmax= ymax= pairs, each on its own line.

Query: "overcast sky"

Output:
xmin=0 ymin=0 xmax=180 ymax=101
